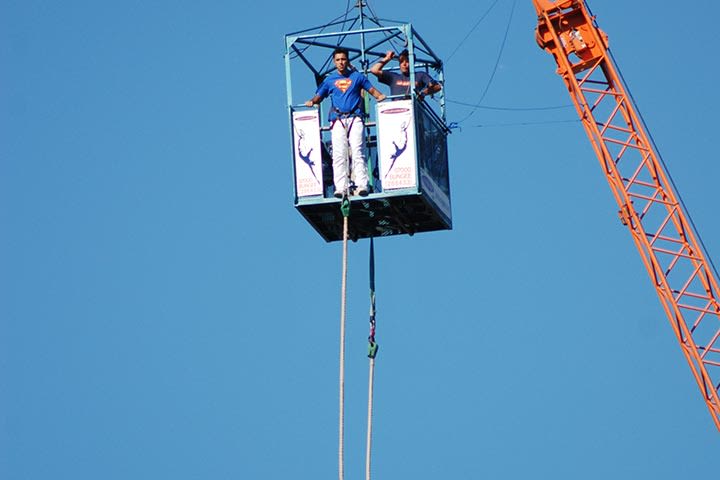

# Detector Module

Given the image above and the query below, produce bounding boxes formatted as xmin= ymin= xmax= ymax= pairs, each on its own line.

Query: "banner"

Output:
xmin=292 ymin=109 xmax=323 ymax=197
xmin=377 ymin=100 xmax=417 ymax=190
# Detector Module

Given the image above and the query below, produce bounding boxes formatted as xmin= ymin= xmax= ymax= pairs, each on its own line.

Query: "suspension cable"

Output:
xmin=445 ymin=0 xmax=502 ymax=63
xmin=455 ymin=0 xmax=517 ymax=125
xmin=365 ymin=238 xmax=379 ymax=480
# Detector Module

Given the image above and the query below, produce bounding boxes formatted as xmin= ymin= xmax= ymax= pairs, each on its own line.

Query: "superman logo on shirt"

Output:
xmin=335 ymin=78 xmax=352 ymax=93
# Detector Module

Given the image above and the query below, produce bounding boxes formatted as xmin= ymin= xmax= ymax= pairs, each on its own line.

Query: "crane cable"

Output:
xmin=338 ymin=196 xmax=350 ymax=480
xmin=365 ymin=237 xmax=379 ymax=480
xmin=455 ymin=0 xmax=517 ymax=125
xmin=445 ymin=0 xmax=502 ymax=64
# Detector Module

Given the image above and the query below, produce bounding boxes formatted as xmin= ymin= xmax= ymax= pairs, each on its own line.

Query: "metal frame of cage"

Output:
xmin=285 ymin=9 xmax=452 ymax=242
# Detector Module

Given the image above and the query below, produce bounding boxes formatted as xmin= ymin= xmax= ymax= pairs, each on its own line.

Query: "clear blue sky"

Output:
xmin=2 ymin=1 xmax=718 ymax=478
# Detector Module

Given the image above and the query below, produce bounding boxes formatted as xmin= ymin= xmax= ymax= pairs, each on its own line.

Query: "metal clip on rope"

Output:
xmin=341 ymin=196 xmax=351 ymax=218
xmin=367 ymin=339 xmax=379 ymax=359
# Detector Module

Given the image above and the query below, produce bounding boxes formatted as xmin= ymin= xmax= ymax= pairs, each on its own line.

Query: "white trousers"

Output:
xmin=331 ymin=116 xmax=368 ymax=193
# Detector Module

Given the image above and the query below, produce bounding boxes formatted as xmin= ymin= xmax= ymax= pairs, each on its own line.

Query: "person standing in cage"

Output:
xmin=370 ymin=49 xmax=442 ymax=99
xmin=305 ymin=47 xmax=386 ymax=198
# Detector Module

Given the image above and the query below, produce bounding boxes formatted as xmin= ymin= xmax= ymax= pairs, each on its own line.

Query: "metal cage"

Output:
xmin=285 ymin=4 xmax=452 ymax=241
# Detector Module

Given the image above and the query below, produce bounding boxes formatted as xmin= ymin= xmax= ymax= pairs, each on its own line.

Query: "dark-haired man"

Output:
xmin=370 ymin=49 xmax=441 ymax=99
xmin=305 ymin=48 xmax=386 ymax=197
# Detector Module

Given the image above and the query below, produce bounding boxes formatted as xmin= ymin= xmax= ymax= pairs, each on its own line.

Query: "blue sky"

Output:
xmin=1 ymin=1 xmax=718 ymax=479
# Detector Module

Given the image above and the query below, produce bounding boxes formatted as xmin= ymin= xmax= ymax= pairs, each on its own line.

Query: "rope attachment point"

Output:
xmin=368 ymin=340 xmax=379 ymax=359
xmin=367 ymin=238 xmax=378 ymax=359
xmin=341 ymin=196 xmax=351 ymax=218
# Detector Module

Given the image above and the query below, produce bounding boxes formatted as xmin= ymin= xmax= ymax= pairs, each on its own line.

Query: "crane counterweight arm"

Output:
xmin=533 ymin=0 xmax=720 ymax=432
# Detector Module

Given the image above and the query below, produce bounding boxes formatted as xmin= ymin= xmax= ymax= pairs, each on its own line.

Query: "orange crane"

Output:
xmin=533 ymin=0 xmax=720 ymax=431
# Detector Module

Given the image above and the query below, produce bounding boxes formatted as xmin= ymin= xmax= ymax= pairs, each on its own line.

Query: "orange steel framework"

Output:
xmin=533 ymin=0 xmax=720 ymax=431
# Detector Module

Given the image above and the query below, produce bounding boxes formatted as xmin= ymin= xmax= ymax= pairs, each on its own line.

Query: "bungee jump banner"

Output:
xmin=377 ymin=99 xmax=417 ymax=190
xmin=292 ymin=109 xmax=323 ymax=197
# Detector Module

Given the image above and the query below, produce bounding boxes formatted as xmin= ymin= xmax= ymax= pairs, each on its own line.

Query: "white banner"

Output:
xmin=292 ymin=109 xmax=323 ymax=197
xmin=377 ymin=100 xmax=417 ymax=190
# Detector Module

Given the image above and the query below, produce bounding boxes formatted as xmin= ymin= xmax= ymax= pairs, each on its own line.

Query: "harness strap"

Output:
xmin=333 ymin=115 xmax=358 ymax=139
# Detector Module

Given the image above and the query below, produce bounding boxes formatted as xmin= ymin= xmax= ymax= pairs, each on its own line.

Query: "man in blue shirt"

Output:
xmin=370 ymin=49 xmax=442 ymax=99
xmin=305 ymin=48 xmax=386 ymax=197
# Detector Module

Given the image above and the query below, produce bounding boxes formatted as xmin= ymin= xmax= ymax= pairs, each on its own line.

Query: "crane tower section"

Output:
xmin=533 ymin=0 xmax=720 ymax=431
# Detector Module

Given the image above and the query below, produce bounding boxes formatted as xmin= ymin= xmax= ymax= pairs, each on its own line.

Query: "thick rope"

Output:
xmin=338 ymin=200 xmax=350 ymax=480
xmin=365 ymin=358 xmax=376 ymax=480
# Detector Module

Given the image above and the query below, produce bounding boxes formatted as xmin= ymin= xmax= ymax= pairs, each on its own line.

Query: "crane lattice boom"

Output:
xmin=533 ymin=0 xmax=720 ymax=431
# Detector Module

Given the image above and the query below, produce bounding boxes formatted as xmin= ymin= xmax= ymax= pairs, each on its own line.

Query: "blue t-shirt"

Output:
xmin=379 ymin=70 xmax=436 ymax=96
xmin=316 ymin=70 xmax=374 ymax=120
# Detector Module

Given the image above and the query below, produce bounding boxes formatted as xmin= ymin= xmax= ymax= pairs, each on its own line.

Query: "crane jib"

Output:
xmin=534 ymin=0 xmax=720 ymax=432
